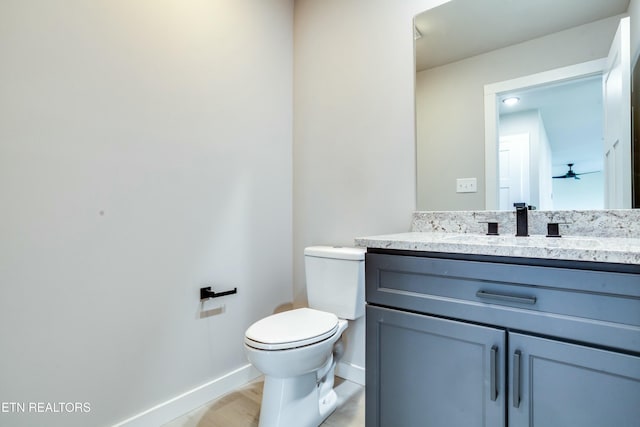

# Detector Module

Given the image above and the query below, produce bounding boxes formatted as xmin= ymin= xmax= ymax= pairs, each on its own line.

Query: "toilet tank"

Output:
xmin=304 ymin=246 xmax=366 ymax=320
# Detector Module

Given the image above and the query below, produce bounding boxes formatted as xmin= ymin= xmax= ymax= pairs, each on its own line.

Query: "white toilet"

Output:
xmin=244 ymin=246 xmax=366 ymax=427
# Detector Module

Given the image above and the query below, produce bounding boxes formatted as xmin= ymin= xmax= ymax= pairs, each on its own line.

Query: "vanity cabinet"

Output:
xmin=367 ymin=305 xmax=505 ymax=426
xmin=508 ymin=333 xmax=640 ymax=426
xmin=365 ymin=250 xmax=640 ymax=427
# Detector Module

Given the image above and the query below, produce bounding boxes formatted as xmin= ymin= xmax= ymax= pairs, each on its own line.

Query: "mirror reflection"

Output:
xmin=415 ymin=0 xmax=636 ymax=211
xmin=497 ymin=75 xmax=603 ymax=211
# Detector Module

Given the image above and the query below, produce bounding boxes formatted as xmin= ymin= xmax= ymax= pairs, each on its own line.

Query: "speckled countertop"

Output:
xmin=354 ymin=210 xmax=640 ymax=265
xmin=354 ymin=232 xmax=640 ymax=265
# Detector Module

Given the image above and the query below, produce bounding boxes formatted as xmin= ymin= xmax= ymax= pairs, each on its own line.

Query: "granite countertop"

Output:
xmin=354 ymin=232 xmax=640 ymax=265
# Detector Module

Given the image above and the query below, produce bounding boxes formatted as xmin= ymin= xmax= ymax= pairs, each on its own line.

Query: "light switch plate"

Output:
xmin=456 ymin=177 xmax=477 ymax=193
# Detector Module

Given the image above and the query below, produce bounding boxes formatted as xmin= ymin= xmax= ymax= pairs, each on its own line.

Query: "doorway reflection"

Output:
xmin=497 ymin=75 xmax=604 ymax=210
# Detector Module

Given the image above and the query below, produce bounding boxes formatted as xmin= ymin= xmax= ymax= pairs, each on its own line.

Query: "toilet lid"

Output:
xmin=245 ymin=308 xmax=339 ymax=351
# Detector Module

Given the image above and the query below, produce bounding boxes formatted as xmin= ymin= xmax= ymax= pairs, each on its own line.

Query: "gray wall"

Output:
xmin=0 ymin=1 xmax=293 ymax=426
xmin=293 ymin=0 xmax=448 ymax=375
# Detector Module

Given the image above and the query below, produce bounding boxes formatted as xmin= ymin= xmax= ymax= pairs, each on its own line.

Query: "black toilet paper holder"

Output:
xmin=200 ymin=286 xmax=237 ymax=300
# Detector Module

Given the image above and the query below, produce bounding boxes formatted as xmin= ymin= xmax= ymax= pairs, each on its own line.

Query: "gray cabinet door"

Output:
xmin=366 ymin=305 xmax=506 ymax=427
xmin=509 ymin=332 xmax=640 ymax=427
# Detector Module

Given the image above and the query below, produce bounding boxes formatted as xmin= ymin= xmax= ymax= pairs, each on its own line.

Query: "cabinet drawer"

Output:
xmin=365 ymin=252 xmax=640 ymax=353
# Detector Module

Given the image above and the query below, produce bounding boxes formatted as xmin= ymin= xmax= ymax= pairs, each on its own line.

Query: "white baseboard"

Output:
xmin=113 ymin=362 xmax=362 ymax=426
xmin=336 ymin=361 xmax=365 ymax=386
xmin=112 ymin=364 xmax=261 ymax=427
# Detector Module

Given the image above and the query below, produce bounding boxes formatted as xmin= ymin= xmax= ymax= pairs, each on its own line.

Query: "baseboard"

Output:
xmin=336 ymin=361 xmax=365 ymax=386
xmin=112 ymin=364 xmax=261 ymax=427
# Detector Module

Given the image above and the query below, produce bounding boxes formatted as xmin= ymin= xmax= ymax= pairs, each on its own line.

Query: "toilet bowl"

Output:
xmin=244 ymin=246 xmax=365 ymax=427
xmin=245 ymin=309 xmax=348 ymax=427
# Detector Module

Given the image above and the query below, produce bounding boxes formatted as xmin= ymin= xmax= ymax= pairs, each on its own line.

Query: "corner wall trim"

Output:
xmin=336 ymin=361 xmax=365 ymax=386
xmin=112 ymin=364 xmax=261 ymax=427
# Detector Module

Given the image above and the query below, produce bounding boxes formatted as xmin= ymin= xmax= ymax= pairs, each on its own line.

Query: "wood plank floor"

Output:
xmin=162 ymin=377 xmax=364 ymax=427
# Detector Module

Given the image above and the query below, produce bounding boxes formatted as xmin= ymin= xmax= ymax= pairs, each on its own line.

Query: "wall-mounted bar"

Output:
xmin=200 ymin=286 xmax=237 ymax=300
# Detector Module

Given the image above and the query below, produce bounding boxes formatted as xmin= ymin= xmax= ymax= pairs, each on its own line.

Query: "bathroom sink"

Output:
xmin=440 ymin=234 xmax=603 ymax=248
xmin=441 ymin=234 xmax=506 ymax=244
xmin=554 ymin=236 xmax=603 ymax=247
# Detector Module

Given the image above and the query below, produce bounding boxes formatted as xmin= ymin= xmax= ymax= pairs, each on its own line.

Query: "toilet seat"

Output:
xmin=245 ymin=308 xmax=339 ymax=351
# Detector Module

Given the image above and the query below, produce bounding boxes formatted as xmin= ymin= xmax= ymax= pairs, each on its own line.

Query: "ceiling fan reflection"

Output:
xmin=552 ymin=163 xmax=600 ymax=180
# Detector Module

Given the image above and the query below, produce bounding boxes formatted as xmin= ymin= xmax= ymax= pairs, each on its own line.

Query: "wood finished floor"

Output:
xmin=162 ymin=377 xmax=365 ymax=427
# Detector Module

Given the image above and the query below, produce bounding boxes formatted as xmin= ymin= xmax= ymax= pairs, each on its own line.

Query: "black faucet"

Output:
xmin=514 ymin=202 xmax=535 ymax=237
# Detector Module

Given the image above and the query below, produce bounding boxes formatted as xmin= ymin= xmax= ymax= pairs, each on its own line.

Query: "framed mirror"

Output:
xmin=414 ymin=0 xmax=637 ymax=211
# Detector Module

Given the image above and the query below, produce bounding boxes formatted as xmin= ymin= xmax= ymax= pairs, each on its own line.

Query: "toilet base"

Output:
xmin=258 ymin=359 xmax=338 ymax=427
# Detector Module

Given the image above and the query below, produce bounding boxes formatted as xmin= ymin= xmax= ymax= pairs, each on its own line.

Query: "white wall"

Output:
xmin=630 ymin=0 xmax=640 ymax=64
xmin=538 ymin=123 xmax=554 ymax=211
xmin=293 ymin=0 xmax=449 ymax=377
xmin=553 ymin=172 xmax=605 ymax=210
xmin=0 ymin=1 xmax=293 ymax=426
xmin=416 ymin=15 xmax=622 ymax=210
xmin=500 ymin=110 xmax=553 ymax=210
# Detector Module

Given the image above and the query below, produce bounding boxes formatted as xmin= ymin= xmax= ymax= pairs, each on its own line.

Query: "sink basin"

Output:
xmin=555 ymin=236 xmax=603 ymax=247
xmin=441 ymin=234 xmax=507 ymax=244
xmin=440 ymin=234 xmax=603 ymax=248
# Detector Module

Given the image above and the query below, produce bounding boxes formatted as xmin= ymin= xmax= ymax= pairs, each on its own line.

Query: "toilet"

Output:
xmin=244 ymin=246 xmax=366 ymax=427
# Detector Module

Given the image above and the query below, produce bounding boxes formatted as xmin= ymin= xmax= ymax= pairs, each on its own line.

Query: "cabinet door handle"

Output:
xmin=476 ymin=290 xmax=537 ymax=305
xmin=513 ymin=350 xmax=522 ymax=408
xmin=490 ymin=345 xmax=498 ymax=401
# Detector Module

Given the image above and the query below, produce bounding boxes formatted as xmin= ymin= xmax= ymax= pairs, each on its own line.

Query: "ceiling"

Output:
xmin=414 ymin=0 xmax=630 ymax=72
